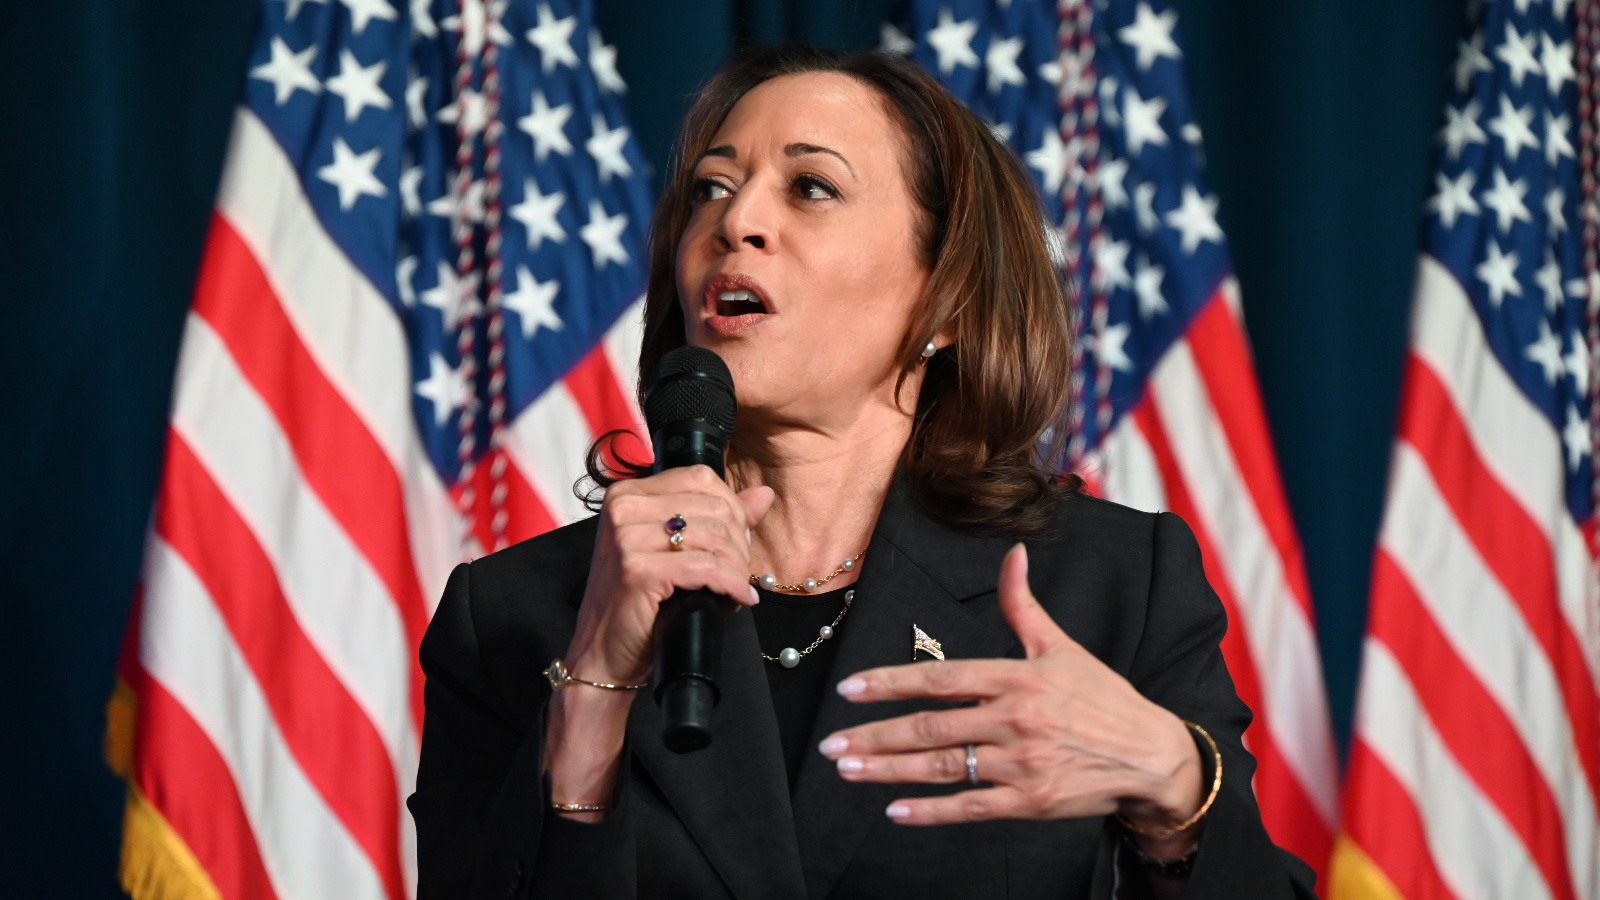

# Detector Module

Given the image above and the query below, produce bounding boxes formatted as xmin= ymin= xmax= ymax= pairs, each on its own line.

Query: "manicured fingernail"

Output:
xmin=748 ymin=586 xmax=760 ymax=604
xmin=818 ymin=735 xmax=849 ymax=756
xmin=836 ymin=677 xmax=866 ymax=697
xmin=836 ymin=756 xmax=864 ymax=774
xmin=746 ymin=528 xmax=752 ymax=545
xmin=1015 ymin=543 xmax=1028 ymax=575
xmin=886 ymin=803 xmax=911 ymax=820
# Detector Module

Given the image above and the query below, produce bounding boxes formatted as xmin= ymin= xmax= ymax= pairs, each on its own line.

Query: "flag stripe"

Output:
xmin=156 ymin=432 xmax=408 ymax=899
xmin=503 ymin=381 xmax=596 ymax=526
xmin=140 ymin=535 xmax=392 ymax=900
xmin=169 ymin=314 xmax=418 ymax=780
xmin=1339 ymin=741 xmax=1464 ymax=900
xmin=1357 ymin=638 xmax=1557 ymax=900
xmin=192 ymin=213 xmax=428 ymax=730
xmin=1099 ymin=415 xmax=1168 ymax=514
xmin=1370 ymin=552 xmax=1585 ymax=900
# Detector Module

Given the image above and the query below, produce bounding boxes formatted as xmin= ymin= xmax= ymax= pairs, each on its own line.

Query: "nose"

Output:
xmin=713 ymin=179 xmax=775 ymax=253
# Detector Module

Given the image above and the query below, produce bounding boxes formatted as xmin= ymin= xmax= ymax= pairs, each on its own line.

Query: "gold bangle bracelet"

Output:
xmin=542 ymin=658 xmax=647 ymax=693
xmin=1115 ymin=720 xmax=1223 ymax=839
xmin=551 ymin=801 xmax=608 ymax=813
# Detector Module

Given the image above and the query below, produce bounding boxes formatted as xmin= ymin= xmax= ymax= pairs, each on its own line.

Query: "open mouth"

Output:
xmin=715 ymin=288 xmax=768 ymax=316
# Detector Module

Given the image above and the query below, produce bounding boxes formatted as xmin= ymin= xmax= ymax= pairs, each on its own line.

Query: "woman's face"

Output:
xmin=676 ymin=71 xmax=930 ymax=435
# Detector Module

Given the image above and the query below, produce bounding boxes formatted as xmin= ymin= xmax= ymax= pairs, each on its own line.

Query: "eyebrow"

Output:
xmin=697 ymin=143 xmax=858 ymax=178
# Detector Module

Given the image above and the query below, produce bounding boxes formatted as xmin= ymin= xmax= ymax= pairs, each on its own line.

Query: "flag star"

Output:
xmin=1565 ymin=332 xmax=1590 ymax=395
xmin=1546 ymin=111 xmax=1575 ymax=168
xmin=519 ymin=91 xmax=573 ymax=161
xmin=1117 ymin=3 xmax=1181 ymax=71
xmin=986 ymin=120 xmax=1013 ymax=144
xmin=441 ymin=0 xmax=511 ymax=58
xmin=580 ymin=200 xmax=630 ymax=268
xmin=586 ymin=113 xmax=633 ymax=183
xmin=1439 ymin=99 xmax=1486 ymax=159
xmin=1123 ymin=90 xmax=1169 ymax=155
xmin=1134 ymin=256 xmax=1168 ymax=318
xmin=1482 ymin=168 xmax=1532 ymax=233
xmin=1098 ymin=157 xmax=1130 ymax=209
xmin=410 ymin=0 xmax=437 ymax=38
xmin=1487 ymin=95 xmax=1538 ymax=160
xmin=415 ymin=352 xmax=470 ymax=426
xmin=338 ymin=0 xmax=397 ymax=34
xmin=1454 ymin=31 xmax=1493 ymax=91
xmin=590 ymin=31 xmax=627 ymax=93
xmin=510 ymin=177 xmax=566 ymax=248
xmin=326 ymin=50 xmax=392 ymax=122
xmin=317 ymin=138 xmax=386 ymax=210
xmin=1555 ymin=0 xmax=1576 ymax=19
xmin=420 ymin=261 xmax=482 ymax=329
xmin=1546 ymin=185 xmax=1569 ymax=237
xmin=1134 ymin=182 xmax=1160 ymax=233
xmin=279 ymin=0 xmax=328 ymax=21
xmin=1496 ymin=22 xmax=1542 ymax=88
xmin=526 ymin=3 xmax=579 ymax=72
xmin=880 ymin=22 xmax=914 ymax=55
xmin=1099 ymin=77 xmax=1123 ymax=127
xmin=438 ymin=87 xmax=488 ymax=137
xmin=1026 ymin=129 xmax=1069 ymax=196
xmin=1568 ymin=272 xmax=1597 ymax=306
xmin=406 ymin=74 xmax=429 ymax=128
xmin=1094 ymin=322 xmax=1134 ymax=372
xmin=985 ymin=35 xmax=1027 ymax=93
xmin=400 ymin=164 xmax=423 ymax=217
xmin=1428 ymin=169 xmax=1479 ymax=228
xmin=926 ymin=8 xmax=980 ymax=74
xmin=251 ymin=36 xmax=320 ymax=105
xmin=1475 ymin=240 xmax=1521 ymax=307
xmin=1164 ymin=185 xmax=1223 ymax=253
xmin=1562 ymin=403 xmax=1591 ymax=470
xmin=1543 ymin=33 xmax=1575 ymax=95
xmin=427 ymin=169 xmax=485 ymax=223
xmin=504 ymin=265 xmax=563 ymax=338
xmin=397 ymin=255 xmax=418 ymax=306
xmin=1182 ymin=122 xmax=1203 ymax=144
xmin=1537 ymin=249 xmax=1564 ymax=312
xmin=1525 ymin=319 xmax=1565 ymax=384
xmin=1091 ymin=237 xmax=1132 ymax=292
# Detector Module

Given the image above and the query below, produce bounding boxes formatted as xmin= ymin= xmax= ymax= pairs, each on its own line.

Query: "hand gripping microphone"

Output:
xmin=643 ymin=345 xmax=737 ymax=754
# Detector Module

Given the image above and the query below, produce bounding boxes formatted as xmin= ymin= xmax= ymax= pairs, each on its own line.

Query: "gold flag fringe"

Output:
xmin=104 ymin=679 xmax=136 ymax=778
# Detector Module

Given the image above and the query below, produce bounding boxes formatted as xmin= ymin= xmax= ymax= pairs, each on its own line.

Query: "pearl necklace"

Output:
xmin=750 ymin=547 xmax=868 ymax=594
xmin=760 ymin=590 xmax=854 ymax=668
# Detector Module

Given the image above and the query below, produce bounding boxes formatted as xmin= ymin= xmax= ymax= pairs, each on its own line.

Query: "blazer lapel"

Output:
xmin=789 ymin=480 xmax=1020 ymax=900
xmin=627 ymin=602 xmax=808 ymax=900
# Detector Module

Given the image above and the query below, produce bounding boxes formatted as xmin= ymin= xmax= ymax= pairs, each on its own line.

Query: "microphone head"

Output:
xmin=644 ymin=345 xmax=737 ymax=437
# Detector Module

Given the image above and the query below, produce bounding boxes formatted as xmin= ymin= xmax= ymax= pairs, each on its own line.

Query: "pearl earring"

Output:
xmin=921 ymin=341 xmax=938 ymax=358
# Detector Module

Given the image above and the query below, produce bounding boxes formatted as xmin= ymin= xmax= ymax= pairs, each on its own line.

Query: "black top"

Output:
xmin=751 ymin=584 xmax=850 ymax=788
xmin=408 ymin=477 xmax=1318 ymax=899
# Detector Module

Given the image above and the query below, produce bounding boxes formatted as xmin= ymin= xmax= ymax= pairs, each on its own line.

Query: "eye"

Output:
xmin=793 ymin=175 xmax=839 ymax=201
xmin=692 ymin=177 xmax=732 ymax=203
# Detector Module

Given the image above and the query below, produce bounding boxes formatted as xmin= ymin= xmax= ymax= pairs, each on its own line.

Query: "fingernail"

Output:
xmin=745 ymin=528 xmax=752 ymax=545
xmin=748 ymin=586 xmax=760 ymax=604
xmin=836 ymin=756 xmax=864 ymax=774
xmin=1015 ymin=543 xmax=1028 ymax=576
xmin=818 ymin=734 xmax=849 ymax=756
xmin=886 ymin=803 xmax=911 ymax=820
xmin=836 ymin=677 xmax=867 ymax=697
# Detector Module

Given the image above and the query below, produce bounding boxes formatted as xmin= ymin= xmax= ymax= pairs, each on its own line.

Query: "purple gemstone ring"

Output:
xmin=665 ymin=514 xmax=687 ymax=549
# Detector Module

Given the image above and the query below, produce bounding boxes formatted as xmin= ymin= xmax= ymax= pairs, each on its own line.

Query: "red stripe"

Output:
xmin=1133 ymin=402 xmax=1332 ymax=874
xmin=128 ymin=662 xmax=280 ymax=900
xmin=193 ymin=214 xmax=428 ymax=729
xmin=156 ymin=433 xmax=406 ymax=900
xmin=563 ymin=343 xmax=650 ymax=467
xmin=1182 ymin=292 xmax=1317 ymax=621
xmin=1341 ymin=738 xmax=1463 ymax=900
xmin=1370 ymin=551 xmax=1579 ymax=900
xmin=1399 ymin=355 xmax=1600 ymax=800
xmin=461 ymin=450 xmax=560 ymax=549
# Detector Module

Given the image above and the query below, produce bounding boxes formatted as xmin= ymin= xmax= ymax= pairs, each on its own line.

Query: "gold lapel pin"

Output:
xmin=912 ymin=624 xmax=945 ymax=662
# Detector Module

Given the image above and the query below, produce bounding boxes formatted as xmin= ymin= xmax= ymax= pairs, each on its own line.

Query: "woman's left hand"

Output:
xmin=818 ymin=544 xmax=1205 ymax=844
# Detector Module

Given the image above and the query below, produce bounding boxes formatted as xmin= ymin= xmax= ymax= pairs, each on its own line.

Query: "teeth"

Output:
xmin=718 ymin=289 xmax=758 ymax=303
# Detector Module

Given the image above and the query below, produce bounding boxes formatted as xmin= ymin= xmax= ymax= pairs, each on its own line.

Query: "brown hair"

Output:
xmin=585 ymin=45 xmax=1080 ymax=535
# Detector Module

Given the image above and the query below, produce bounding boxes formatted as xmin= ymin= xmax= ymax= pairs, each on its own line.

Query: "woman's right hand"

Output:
xmin=564 ymin=464 xmax=776 ymax=688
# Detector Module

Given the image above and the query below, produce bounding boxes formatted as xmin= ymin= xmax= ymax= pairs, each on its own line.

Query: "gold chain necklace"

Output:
xmin=760 ymin=590 xmax=854 ymax=668
xmin=749 ymin=547 xmax=868 ymax=593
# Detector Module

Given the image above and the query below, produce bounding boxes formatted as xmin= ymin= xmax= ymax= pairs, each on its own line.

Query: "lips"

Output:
xmin=702 ymin=273 xmax=772 ymax=335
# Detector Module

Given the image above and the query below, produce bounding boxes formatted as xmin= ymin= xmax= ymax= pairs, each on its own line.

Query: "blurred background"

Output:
xmin=0 ymin=0 xmax=1465 ymax=895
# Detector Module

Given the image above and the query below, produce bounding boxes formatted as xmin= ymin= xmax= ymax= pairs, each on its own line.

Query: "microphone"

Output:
xmin=643 ymin=345 xmax=737 ymax=754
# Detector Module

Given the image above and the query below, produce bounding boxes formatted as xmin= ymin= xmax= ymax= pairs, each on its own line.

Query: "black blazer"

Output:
xmin=408 ymin=480 xmax=1317 ymax=899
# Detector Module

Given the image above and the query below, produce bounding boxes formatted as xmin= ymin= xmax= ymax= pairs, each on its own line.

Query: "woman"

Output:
xmin=409 ymin=46 xmax=1316 ymax=899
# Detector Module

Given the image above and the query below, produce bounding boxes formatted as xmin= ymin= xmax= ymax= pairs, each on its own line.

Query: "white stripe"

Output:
xmin=502 ymin=381 xmax=596 ymax=525
xmin=1149 ymin=338 xmax=1340 ymax=825
xmin=140 ymin=535 xmax=390 ymax=900
xmin=1412 ymin=254 xmax=1600 ymax=684
xmin=214 ymin=107 xmax=460 ymax=609
xmin=169 ymin=313 xmax=419 ymax=801
xmin=603 ymin=295 xmax=646 ymax=422
xmin=1357 ymin=639 xmax=1557 ymax=900
xmin=1100 ymin=414 xmax=1167 ymax=514
xmin=1381 ymin=442 xmax=1599 ymax=896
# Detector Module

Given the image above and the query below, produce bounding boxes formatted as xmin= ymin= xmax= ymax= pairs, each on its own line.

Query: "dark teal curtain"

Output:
xmin=0 ymin=0 xmax=1464 ymax=894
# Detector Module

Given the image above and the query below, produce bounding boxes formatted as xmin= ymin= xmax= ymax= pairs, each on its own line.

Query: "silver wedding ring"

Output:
xmin=965 ymin=743 xmax=979 ymax=784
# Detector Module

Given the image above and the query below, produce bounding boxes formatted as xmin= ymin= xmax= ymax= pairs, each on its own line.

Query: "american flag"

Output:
xmin=107 ymin=0 xmax=649 ymax=896
xmin=1330 ymin=0 xmax=1600 ymax=896
xmin=887 ymin=0 xmax=1340 ymax=876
